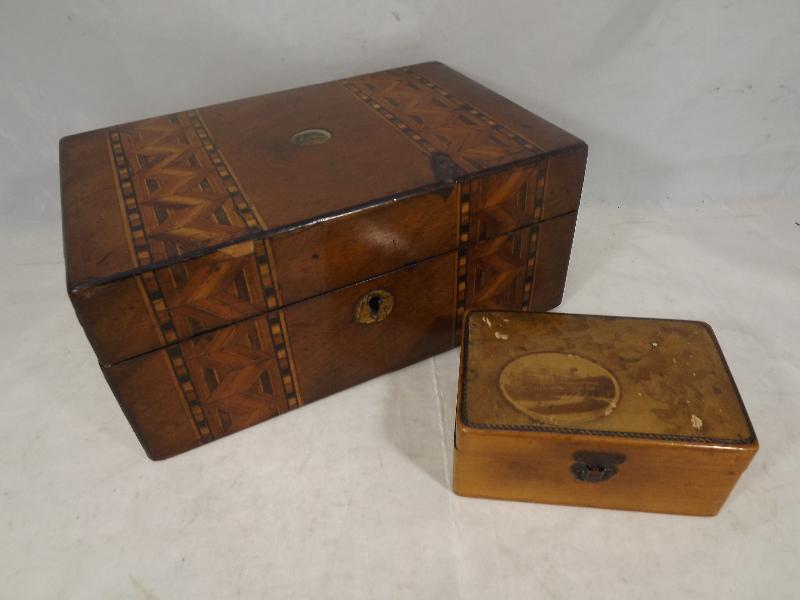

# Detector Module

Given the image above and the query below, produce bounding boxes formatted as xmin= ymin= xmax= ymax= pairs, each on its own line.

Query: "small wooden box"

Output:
xmin=454 ymin=311 xmax=758 ymax=515
xmin=60 ymin=62 xmax=587 ymax=459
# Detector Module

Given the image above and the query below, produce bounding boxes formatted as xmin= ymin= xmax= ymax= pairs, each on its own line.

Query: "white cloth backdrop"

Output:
xmin=1 ymin=1 xmax=798 ymax=598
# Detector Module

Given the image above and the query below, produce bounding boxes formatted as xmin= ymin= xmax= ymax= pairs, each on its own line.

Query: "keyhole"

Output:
xmin=354 ymin=289 xmax=394 ymax=324
xmin=368 ymin=294 xmax=382 ymax=319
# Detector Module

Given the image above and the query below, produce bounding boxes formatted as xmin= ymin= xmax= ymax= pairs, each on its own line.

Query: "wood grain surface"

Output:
xmin=62 ymin=62 xmax=587 ymax=458
xmin=453 ymin=311 xmax=758 ymax=515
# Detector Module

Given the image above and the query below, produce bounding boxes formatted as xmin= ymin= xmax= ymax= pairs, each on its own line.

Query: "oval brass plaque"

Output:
xmin=499 ymin=352 xmax=620 ymax=426
xmin=354 ymin=289 xmax=394 ymax=324
xmin=290 ymin=128 xmax=332 ymax=146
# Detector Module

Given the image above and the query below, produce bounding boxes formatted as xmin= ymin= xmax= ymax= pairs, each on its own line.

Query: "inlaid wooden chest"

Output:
xmin=454 ymin=311 xmax=758 ymax=515
xmin=60 ymin=62 xmax=587 ymax=459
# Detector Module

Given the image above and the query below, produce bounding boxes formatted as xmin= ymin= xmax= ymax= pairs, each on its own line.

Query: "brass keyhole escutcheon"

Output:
xmin=355 ymin=290 xmax=394 ymax=324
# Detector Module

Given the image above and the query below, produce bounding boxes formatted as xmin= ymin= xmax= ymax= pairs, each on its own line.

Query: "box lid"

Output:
xmin=60 ymin=61 xmax=585 ymax=293
xmin=459 ymin=311 xmax=755 ymax=444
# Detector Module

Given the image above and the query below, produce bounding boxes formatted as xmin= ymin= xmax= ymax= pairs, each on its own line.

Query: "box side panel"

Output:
xmin=453 ymin=429 xmax=757 ymax=516
xmin=462 ymin=223 xmax=539 ymax=313
xmin=465 ymin=146 xmax=586 ymax=243
xmin=542 ymin=146 xmax=588 ymax=221
xmin=531 ymin=211 xmax=578 ymax=311
xmin=103 ymin=252 xmax=456 ymax=459
xmin=454 ymin=211 xmax=578 ymax=334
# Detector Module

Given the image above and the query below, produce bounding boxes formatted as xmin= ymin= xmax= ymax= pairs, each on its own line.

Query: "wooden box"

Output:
xmin=454 ymin=311 xmax=758 ymax=515
xmin=60 ymin=62 xmax=587 ymax=459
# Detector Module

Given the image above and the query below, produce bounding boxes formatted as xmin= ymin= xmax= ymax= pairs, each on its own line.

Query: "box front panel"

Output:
xmin=72 ymin=240 xmax=272 ymax=365
xmin=76 ymin=172 xmax=579 ymax=365
xmin=104 ymin=252 xmax=456 ymax=459
xmin=453 ymin=431 xmax=757 ymax=516
xmin=106 ymin=317 xmax=290 ymax=460
xmin=73 ymin=184 xmax=460 ymax=365
xmin=102 ymin=206 xmax=582 ymax=459
xmin=94 ymin=144 xmax=586 ymax=459
xmin=284 ymin=252 xmax=456 ymax=401
xmin=270 ymin=187 xmax=459 ymax=305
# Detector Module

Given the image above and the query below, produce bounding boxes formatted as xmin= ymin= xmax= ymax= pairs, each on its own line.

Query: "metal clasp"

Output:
xmin=570 ymin=451 xmax=626 ymax=483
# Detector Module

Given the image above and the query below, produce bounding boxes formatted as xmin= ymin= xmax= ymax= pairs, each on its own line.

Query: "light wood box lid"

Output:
xmin=459 ymin=311 xmax=756 ymax=444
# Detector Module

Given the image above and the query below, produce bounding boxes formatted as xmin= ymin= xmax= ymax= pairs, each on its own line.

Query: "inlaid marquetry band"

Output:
xmin=140 ymin=270 xmax=179 ymax=345
xmin=254 ymin=242 xmax=302 ymax=409
xmin=522 ymin=167 xmax=547 ymax=310
xmin=166 ymin=346 xmax=215 ymax=443
xmin=340 ymin=67 xmax=550 ymax=343
xmin=521 ymin=225 xmax=540 ymax=312
xmin=401 ymin=68 xmax=542 ymax=154
xmin=108 ymin=112 xmax=263 ymax=267
xmin=531 ymin=162 xmax=547 ymax=223
xmin=339 ymin=67 xmax=544 ymax=172
xmin=106 ymin=112 xmax=301 ymax=442
xmin=108 ymin=129 xmax=153 ymax=266
xmin=187 ymin=110 xmax=264 ymax=231
xmin=453 ymin=187 xmax=471 ymax=344
xmin=520 ymin=166 xmax=547 ymax=310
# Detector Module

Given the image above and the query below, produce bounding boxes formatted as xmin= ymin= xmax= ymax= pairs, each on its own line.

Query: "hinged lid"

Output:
xmin=60 ymin=61 xmax=585 ymax=293
xmin=459 ymin=311 xmax=755 ymax=444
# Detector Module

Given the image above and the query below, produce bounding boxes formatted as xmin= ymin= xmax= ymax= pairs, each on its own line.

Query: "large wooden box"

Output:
xmin=60 ymin=62 xmax=587 ymax=459
xmin=453 ymin=311 xmax=758 ymax=515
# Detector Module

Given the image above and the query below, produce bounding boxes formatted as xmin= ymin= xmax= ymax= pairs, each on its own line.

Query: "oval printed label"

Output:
xmin=498 ymin=352 xmax=620 ymax=426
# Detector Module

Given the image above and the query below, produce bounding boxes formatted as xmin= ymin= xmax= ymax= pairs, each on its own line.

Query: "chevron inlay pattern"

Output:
xmin=521 ymin=225 xmax=540 ymax=311
xmin=469 ymin=162 xmax=547 ymax=242
xmin=152 ymin=241 xmax=266 ymax=341
xmin=108 ymin=111 xmax=262 ymax=266
xmin=106 ymin=112 xmax=301 ymax=444
xmin=180 ymin=318 xmax=290 ymax=439
xmin=454 ymin=186 xmax=471 ymax=344
xmin=465 ymin=227 xmax=538 ymax=311
xmin=339 ymin=67 xmax=543 ymax=172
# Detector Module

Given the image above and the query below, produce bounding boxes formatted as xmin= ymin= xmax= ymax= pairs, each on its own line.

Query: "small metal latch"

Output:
xmin=570 ymin=451 xmax=626 ymax=483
